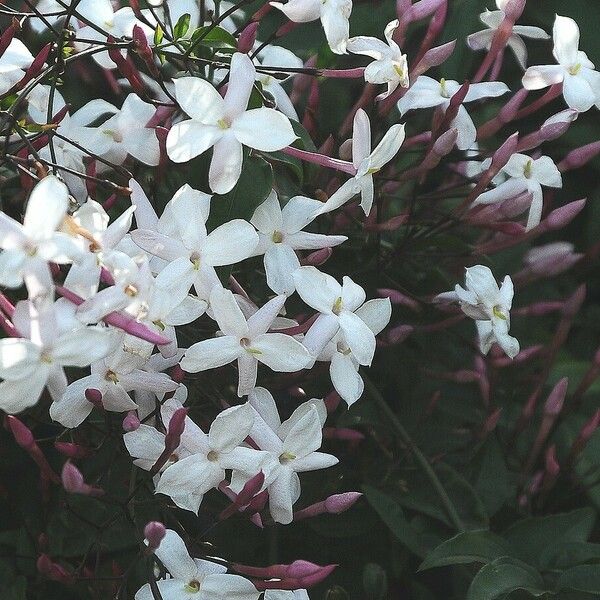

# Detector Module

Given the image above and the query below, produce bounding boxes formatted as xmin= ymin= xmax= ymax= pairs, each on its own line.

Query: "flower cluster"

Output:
xmin=0 ymin=0 xmax=599 ymax=597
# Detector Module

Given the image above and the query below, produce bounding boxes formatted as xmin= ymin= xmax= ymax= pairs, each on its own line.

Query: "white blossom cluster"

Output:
xmin=1 ymin=0 xmax=599 ymax=595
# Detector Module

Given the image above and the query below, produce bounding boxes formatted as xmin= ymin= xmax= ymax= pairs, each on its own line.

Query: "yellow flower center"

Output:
xmin=217 ymin=118 xmax=231 ymax=130
xmin=569 ymin=63 xmax=582 ymax=76
xmin=271 ymin=230 xmax=284 ymax=243
xmin=184 ymin=579 xmax=201 ymax=593
xmin=523 ymin=159 xmax=533 ymax=179
xmin=332 ymin=297 xmax=343 ymax=315
xmin=493 ymin=305 xmax=507 ymax=320
xmin=279 ymin=451 xmax=296 ymax=464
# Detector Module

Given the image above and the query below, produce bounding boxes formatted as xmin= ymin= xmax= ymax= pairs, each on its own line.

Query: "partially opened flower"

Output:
xmin=467 ymin=4 xmax=549 ymax=70
xmin=270 ymin=0 xmax=352 ymax=55
xmin=155 ymin=403 xmax=270 ymax=513
xmin=251 ymin=191 xmax=347 ymax=295
xmin=135 ymin=529 xmax=259 ymax=600
xmin=181 ymin=288 xmax=311 ymax=396
xmin=318 ymin=297 xmax=391 ymax=405
xmin=166 ymin=52 xmax=297 ymax=194
xmin=523 ymin=15 xmax=600 ymax=112
xmin=435 ymin=265 xmax=519 ymax=358
xmin=235 ymin=388 xmax=337 ymax=524
xmin=317 ymin=109 xmax=405 ymax=216
xmin=347 ymin=19 xmax=409 ymax=99
xmin=472 ymin=153 xmax=562 ymax=230
xmin=397 ymin=76 xmax=509 ymax=150
xmin=293 ymin=266 xmax=381 ymax=365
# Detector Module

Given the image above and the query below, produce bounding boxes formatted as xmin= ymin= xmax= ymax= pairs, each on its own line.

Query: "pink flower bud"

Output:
xmin=544 ymin=445 xmax=560 ymax=477
xmin=85 ymin=387 xmax=103 ymax=407
xmin=414 ymin=40 xmax=456 ymax=75
xmin=322 ymin=427 xmax=365 ymax=442
xmin=6 ymin=415 xmax=35 ymax=450
xmin=324 ymin=492 xmax=362 ymax=514
xmin=37 ymin=554 xmax=72 ymax=583
xmin=544 ymin=378 xmax=568 ymax=417
xmin=378 ymin=289 xmax=420 ymax=312
xmin=559 ymin=141 xmax=600 ymax=172
xmin=0 ymin=19 xmax=19 ymax=58
xmin=61 ymin=461 xmax=104 ymax=497
xmin=522 ymin=242 xmax=582 ymax=277
xmin=503 ymin=0 xmax=526 ymax=20
xmin=386 ymin=324 xmax=414 ymax=345
xmin=238 ymin=22 xmax=259 ymax=53
xmin=302 ymin=247 xmax=333 ymax=266
xmin=54 ymin=442 xmax=91 ymax=460
xmin=122 ymin=411 xmax=140 ymax=432
xmin=164 ymin=407 xmax=187 ymax=452
xmin=17 ymin=43 xmax=51 ymax=90
xmin=543 ymin=199 xmax=586 ymax=231
xmin=144 ymin=521 xmax=166 ymax=552
xmin=324 ymin=391 xmax=341 ymax=413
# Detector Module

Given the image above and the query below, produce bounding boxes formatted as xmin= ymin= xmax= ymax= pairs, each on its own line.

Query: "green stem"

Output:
xmin=363 ymin=374 xmax=466 ymax=532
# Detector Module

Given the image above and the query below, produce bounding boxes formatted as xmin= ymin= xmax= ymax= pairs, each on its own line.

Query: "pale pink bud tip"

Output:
xmin=6 ymin=416 xmax=35 ymax=450
xmin=324 ymin=492 xmax=362 ymax=514
xmin=144 ymin=521 xmax=166 ymax=552
xmin=61 ymin=461 xmax=104 ymax=497
xmin=544 ymin=378 xmax=568 ymax=416
xmin=238 ymin=22 xmax=259 ymax=54
xmin=123 ymin=411 xmax=140 ymax=432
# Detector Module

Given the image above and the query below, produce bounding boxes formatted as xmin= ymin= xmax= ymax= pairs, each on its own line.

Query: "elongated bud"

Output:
xmin=568 ymin=409 xmax=600 ymax=465
xmin=54 ymin=442 xmax=91 ymax=459
xmin=544 ymin=378 xmax=568 ymax=417
xmin=302 ymin=247 xmax=333 ymax=267
xmin=542 ymin=199 xmax=586 ymax=231
xmin=417 ymin=40 xmax=455 ymax=75
xmin=17 ymin=43 xmax=51 ymax=90
xmin=559 ymin=141 xmax=600 ymax=172
xmin=164 ymin=407 xmax=187 ymax=452
xmin=133 ymin=24 xmax=159 ymax=77
xmin=295 ymin=492 xmax=362 ymax=520
xmin=108 ymin=37 xmax=145 ymax=95
xmin=322 ymin=427 xmax=365 ymax=442
xmin=0 ymin=18 xmax=19 ymax=57
xmin=386 ymin=324 xmax=414 ymax=345
xmin=378 ymin=289 xmax=420 ymax=311
xmin=519 ymin=110 xmax=578 ymax=151
xmin=6 ymin=415 xmax=34 ymax=450
xmin=37 ymin=554 xmax=72 ymax=583
xmin=481 ymin=408 xmax=502 ymax=437
xmin=238 ymin=22 xmax=259 ymax=53
xmin=122 ymin=411 xmax=140 ymax=432
xmin=61 ymin=461 xmax=104 ymax=497
xmin=144 ymin=521 xmax=166 ymax=552
xmin=544 ymin=445 xmax=560 ymax=477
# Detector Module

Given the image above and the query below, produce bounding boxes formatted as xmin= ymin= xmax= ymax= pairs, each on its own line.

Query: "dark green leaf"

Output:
xmin=363 ymin=563 xmax=388 ymax=600
xmin=503 ymin=508 xmax=596 ymax=568
xmin=188 ymin=26 xmax=237 ymax=49
xmin=540 ymin=542 xmax=600 ymax=569
xmin=153 ymin=24 xmax=164 ymax=46
xmin=363 ymin=485 xmax=429 ymax=557
xmin=559 ymin=565 xmax=600 ymax=595
xmin=419 ymin=530 xmax=512 ymax=571
xmin=466 ymin=557 xmax=547 ymax=600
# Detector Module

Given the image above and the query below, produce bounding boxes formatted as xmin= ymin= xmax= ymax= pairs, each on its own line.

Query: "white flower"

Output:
xmin=523 ymin=15 xmax=600 ymax=112
xmin=436 ymin=265 xmax=519 ymax=358
xmin=73 ymin=0 xmax=150 ymax=69
xmin=0 ymin=38 xmax=33 ymax=95
xmin=236 ymin=388 xmax=338 ymax=524
xmin=135 ymin=529 xmax=259 ymax=600
xmin=0 ymin=176 xmax=81 ymax=297
xmin=265 ymin=592 xmax=310 ymax=600
xmin=27 ymin=85 xmax=66 ymax=124
xmin=270 ymin=0 xmax=352 ymax=55
xmin=154 ymin=403 xmax=269 ymax=513
xmin=130 ymin=188 xmax=258 ymax=304
xmin=293 ymin=266 xmax=380 ymax=365
xmin=50 ymin=338 xmax=178 ymax=428
xmin=317 ymin=109 xmax=405 ymax=216
xmin=0 ymin=299 xmax=117 ymax=413
xmin=181 ymin=288 xmax=311 ymax=397
xmin=95 ymin=94 xmax=160 ymax=166
xmin=467 ymin=4 xmax=549 ymax=70
xmin=28 ymin=0 xmax=71 ymax=34
xmin=255 ymin=45 xmax=304 ymax=120
xmin=251 ymin=191 xmax=347 ymax=295
xmin=397 ymin=76 xmax=510 ymax=150
xmin=347 ymin=19 xmax=409 ymax=100
xmin=166 ymin=52 xmax=297 ymax=194
xmin=472 ymin=153 xmax=562 ymax=230
xmin=318 ymin=298 xmax=391 ymax=406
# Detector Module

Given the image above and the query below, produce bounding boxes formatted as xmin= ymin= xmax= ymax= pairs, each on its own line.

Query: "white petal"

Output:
xmin=167 ymin=121 xmax=223 ymax=163
xmin=0 ymin=368 xmax=48 ymax=413
xmin=224 ymin=52 xmax=256 ymax=119
xmin=264 ymin=244 xmax=300 ymax=295
xmin=452 ymin=105 xmax=477 ymax=151
xmin=181 ymin=336 xmax=243 ymax=372
xmin=562 ymin=73 xmax=596 ymax=112
xmin=0 ymin=338 xmax=41 ymax=379
xmin=253 ymin=333 xmax=311 ymax=371
xmin=210 ymin=286 xmax=249 ymax=337
xmin=553 ymin=15 xmax=580 ymax=67
xmin=522 ymin=65 xmax=564 ymax=90
xmin=202 ymin=219 xmax=259 ymax=266
xmin=209 ymin=403 xmax=255 ymax=452
xmin=302 ymin=313 xmax=339 ymax=358
xmin=341 ymin=276 xmax=366 ymax=311
xmin=23 ymin=176 xmax=69 ymax=239
xmin=270 ymin=0 xmax=321 ymax=23
xmin=247 ymin=295 xmax=287 ymax=338
xmin=338 ymin=310 xmax=376 ymax=366
xmin=154 ymin=529 xmax=197 ymax=580
xmin=367 ymin=124 xmax=405 ymax=172
xmin=237 ymin=352 xmax=258 ymax=397
xmin=268 ymin=467 xmax=300 ymax=524
xmin=283 ymin=406 xmax=322 ymax=458
xmin=352 ymin=109 xmax=372 ymax=168
xmin=53 ymin=327 xmax=116 ymax=367
xmin=355 ymin=298 xmax=392 ymax=335
xmin=232 ymin=108 xmax=297 ymax=152
xmin=281 ymin=195 xmax=322 ymax=233
xmin=174 ymin=76 xmax=226 ymax=122
xmin=320 ymin=0 xmax=352 ymax=54
xmin=293 ymin=266 xmax=340 ymax=313
xmin=209 ymin=134 xmax=244 ymax=194
xmin=251 ymin=190 xmax=283 ymax=234
xmin=330 ymin=352 xmax=363 ymax=405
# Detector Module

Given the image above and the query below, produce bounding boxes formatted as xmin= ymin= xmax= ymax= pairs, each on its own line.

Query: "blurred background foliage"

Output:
xmin=1 ymin=0 xmax=600 ymax=598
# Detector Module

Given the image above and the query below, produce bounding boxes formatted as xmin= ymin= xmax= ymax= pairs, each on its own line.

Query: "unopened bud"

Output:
xmin=85 ymin=387 xmax=103 ymax=407
xmin=302 ymin=247 xmax=332 ymax=267
xmin=324 ymin=492 xmax=362 ymax=514
xmin=61 ymin=461 xmax=104 ymax=497
xmin=544 ymin=378 xmax=568 ymax=416
xmin=544 ymin=199 xmax=586 ymax=230
xmin=238 ymin=22 xmax=259 ymax=53
xmin=54 ymin=442 xmax=91 ymax=459
xmin=122 ymin=411 xmax=140 ymax=432
xmin=6 ymin=416 xmax=35 ymax=450
xmin=144 ymin=521 xmax=166 ymax=552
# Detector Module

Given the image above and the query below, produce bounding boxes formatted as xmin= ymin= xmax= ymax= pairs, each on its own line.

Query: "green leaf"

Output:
xmin=363 ymin=485 xmax=429 ymax=557
xmin=559 ymin=565 xmax=600 ymax=595
xmin=363 ymin=563 xmax=388 ymax=600
xmin=173 ymin=13 xmax=191 ymax=39
xmin=188 ymin=25 xmax=237 ymax=50
xmin=503 ymin=508 xmax=596 ymax=569
xmin=207 ymin=153 xmax=273 ymax=229
xmin=540 ymin=541 xmax=600 ymax=569
xmin=419 ymin=530 xmax=512 ymax=571
xmin=467 ymin=557 xmax=547 ymax=600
